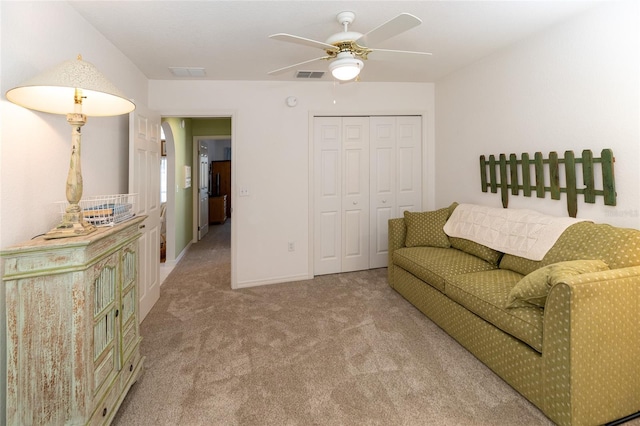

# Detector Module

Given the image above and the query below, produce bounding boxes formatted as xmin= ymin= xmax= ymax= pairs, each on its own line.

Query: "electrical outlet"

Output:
xmin=239 ymin=188 xmax=250 ymax=197
xmin=288 ymin=241 xmax=295 ymax=252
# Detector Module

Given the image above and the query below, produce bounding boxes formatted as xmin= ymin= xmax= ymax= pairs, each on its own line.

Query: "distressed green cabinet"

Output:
xmin=1 ymin=216 xmax=146 ymax=425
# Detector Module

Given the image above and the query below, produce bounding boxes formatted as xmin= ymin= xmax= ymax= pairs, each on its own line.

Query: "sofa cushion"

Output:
xmin=393 ymin=247 xmax=497 ymax=292
xmin=404 ymin=208 xmax=451 ymax=248
xmin=506 ymin=259 xmax=609 ymax=309
xmin=450 ymin=237 xmax=503 ymax=266
xmin=445 ymin=269 xmax=544 ymax=352
xmin=500 ymin=221 xmax=640 ymax=275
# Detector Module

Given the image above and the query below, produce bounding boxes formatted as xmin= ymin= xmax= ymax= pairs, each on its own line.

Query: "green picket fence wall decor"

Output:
xmin=479 ymin=149 xmax=616 ymax=217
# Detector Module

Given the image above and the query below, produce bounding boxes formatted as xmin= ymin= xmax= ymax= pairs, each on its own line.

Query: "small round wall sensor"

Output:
xmin=286 ymin=96 xmax=298 ymax=107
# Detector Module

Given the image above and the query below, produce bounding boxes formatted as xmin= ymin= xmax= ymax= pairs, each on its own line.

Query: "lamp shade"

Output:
xmin=329 ymin=52 xmax=364 ymax=81
xmin=6 ymin=56 xmax=135 ymax=116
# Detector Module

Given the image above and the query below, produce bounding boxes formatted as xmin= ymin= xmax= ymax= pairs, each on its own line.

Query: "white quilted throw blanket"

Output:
xmin=443 ymin=204 xmax=588 ymax=261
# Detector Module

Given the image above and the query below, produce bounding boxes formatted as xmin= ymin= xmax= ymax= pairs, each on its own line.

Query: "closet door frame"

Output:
xmin=310 ymin=112 xmax=428 ymax=277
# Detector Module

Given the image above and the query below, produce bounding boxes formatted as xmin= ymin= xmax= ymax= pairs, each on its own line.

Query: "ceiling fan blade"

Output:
xmin=368 ymin=48 xmax=432 ymax=60
xmin=269 ymin=33 xmax=337 ymax=51
xmin=268 ymin=56 xmax=331 ymax=75
xmin=356 ymin=13 xmax=422 ymax=47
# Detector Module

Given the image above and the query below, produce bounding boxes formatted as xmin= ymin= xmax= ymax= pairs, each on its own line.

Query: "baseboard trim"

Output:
xmin=235 ymin=273 xmax=313 ymax=289
xmin=160 ymin=241 xmax=192 ymax=286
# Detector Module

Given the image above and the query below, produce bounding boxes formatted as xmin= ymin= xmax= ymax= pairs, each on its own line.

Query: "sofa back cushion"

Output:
xmin=500 ymin=221 xmax=640 ymax=275
xmin=404 ymin=207 xmax=451 ymax=248
xmin=450 ymin=237 xmax=503 ymax=266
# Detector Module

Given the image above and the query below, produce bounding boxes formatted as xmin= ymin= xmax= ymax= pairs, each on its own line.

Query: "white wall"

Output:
xmin=435 ymin=1 xmax=640 ymax=229
xmin=0 ymin=1 xmax=150 ymax=420
xmin=1 ymin=2 xmax=149 ymax=247
xmin=149 ymin=80 xmax=435 ymax=287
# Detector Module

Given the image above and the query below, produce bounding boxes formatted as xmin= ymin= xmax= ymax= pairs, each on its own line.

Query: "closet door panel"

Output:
xmin=314 ymin=118 xmax=342 ymax=275
xmin=395 ymin=116 xmax=422 ymax=217
xmin=344 ymin=149 xmax=365 ymax=195
xmin=370 ymin=116 xmax=422 ymax=268
xmin=341 ymin=117 xmax=370 ymax=273
xmin=319 ymin=212 xmax=339 ymax=260
xmin=374 ymin=206 xmax=392 ymax=257
xmin=369 ymin=117 xmax=397 ymax=268
xmin=371 ymin=146 xmax=394 ymax=266
xmin=396 ymin=146 xmax=420 ymax=213
xmin=344 ymin=210 xmax=364 ymax=257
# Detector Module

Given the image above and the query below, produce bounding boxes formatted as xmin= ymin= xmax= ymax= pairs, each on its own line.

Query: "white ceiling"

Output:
xmin=68 ymin=0 xmax=604 ymax=83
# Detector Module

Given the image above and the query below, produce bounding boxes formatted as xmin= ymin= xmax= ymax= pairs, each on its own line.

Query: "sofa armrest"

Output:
xmin=388 ymin=218 xmax=407 ymax=286
xmin=542 ymin=265 xmax=640 ymax=426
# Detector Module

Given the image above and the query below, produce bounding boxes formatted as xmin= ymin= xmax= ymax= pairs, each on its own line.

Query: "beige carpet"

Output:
xmin=113 ymin=220 xmax=557 ymax=425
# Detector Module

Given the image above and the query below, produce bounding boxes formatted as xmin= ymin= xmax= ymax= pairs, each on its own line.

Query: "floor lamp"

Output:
xmin=6 ymin=55 xmax=136 ymax=239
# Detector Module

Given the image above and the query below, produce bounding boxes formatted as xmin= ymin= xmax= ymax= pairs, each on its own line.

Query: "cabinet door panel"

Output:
xmin=92 ymin=252 xmax=119 ymax=403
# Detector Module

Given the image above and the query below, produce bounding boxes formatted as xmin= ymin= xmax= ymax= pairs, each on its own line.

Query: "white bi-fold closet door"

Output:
xmin=314 ymin=116 xmax=422 ymax=276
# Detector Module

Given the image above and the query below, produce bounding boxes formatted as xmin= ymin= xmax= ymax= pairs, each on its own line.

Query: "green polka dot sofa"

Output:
xmin=387 ymin=203 xmax=640 ymax=426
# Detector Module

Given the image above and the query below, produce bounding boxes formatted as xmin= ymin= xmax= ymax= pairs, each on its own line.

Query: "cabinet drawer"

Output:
xmin=120 ymin=348 xmax=143 ymax=392
xmin=89 ymin=378 xmax=120 ymax=426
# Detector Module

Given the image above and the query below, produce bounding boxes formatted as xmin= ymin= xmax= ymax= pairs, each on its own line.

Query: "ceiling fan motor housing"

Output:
xmin=326 ymin=31 xmax=363 ymax=45
xmin=327 ymin=11 xmax=362 ymax=46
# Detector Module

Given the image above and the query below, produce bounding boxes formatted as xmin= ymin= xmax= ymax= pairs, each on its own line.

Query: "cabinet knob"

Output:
xmin=139 ymin=224 xmax=146 ymax=229
xmin=353 ymin=201 xmax=358 ymax=205
xmin=103 ymin=407 xmax=107 ymax=417
xmin=115 ymin=309 xmax=119 ymax=318
xmin=130 ymin=364 xmax=134 ymax=372
xmin=382 ymin=199 xmax=387 ymax=204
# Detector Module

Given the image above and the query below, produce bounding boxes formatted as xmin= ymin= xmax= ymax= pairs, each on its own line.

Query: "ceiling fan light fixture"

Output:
xmin=329 ymin=55 xmax=364 ymax=81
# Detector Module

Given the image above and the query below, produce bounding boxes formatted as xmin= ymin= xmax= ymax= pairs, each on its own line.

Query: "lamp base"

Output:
xmin=44 ymin=211 xmax=97 ymax=240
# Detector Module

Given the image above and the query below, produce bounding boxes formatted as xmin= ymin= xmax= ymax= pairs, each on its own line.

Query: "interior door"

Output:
xmin=129 ymin=104 xmax=161 ymax=322
xmin=370 ymin=117 xmax=396 ymax=269
xmin=369 ymin=116 xmax=422 ymax=268
xmin=314 ymin=117 xmax=342 ymax=275
xmin=314 ymin=117 xmax=370 ymax=275
xmin=395 ymin=116 xmax=422 ymax=215
xmin=341 ymin=117 xmax=370 ymax=273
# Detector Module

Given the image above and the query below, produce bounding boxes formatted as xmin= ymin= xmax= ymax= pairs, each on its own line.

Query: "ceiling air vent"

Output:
xmin=296 ymin=71 xmax=325 ymax=79
xmin=169 ymin=67 xmax=206 ymax=78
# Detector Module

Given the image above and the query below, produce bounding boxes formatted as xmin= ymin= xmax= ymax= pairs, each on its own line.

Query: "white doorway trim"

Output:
xmin=159 ymin=111 xmax=238 ymax=290
xmin=192 ymin=134 xmax=232 ymax=242
xmin=161 ymin=121 xmax=177 ymax=265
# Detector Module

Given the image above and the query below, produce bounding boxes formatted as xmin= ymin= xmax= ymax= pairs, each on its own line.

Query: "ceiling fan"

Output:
xmin=268 ymin=11 xmax=432 ymax=81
